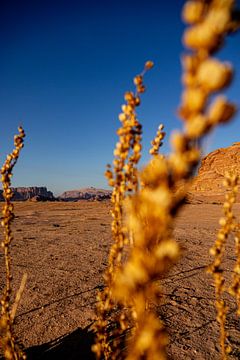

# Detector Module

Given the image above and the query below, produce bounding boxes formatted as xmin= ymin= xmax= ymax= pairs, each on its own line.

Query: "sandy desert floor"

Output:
xmin=0 ymin=201 xmax=240 ymax=360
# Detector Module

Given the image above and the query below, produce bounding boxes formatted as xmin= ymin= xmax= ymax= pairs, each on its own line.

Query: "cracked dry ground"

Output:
xmin=0 ymin=201 xmax=240 ymax=359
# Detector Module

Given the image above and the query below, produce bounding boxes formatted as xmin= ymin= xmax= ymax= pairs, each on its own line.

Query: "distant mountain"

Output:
xmin=0 ymin=187 xmax=54 ymax=201
xmin=58 ymin=187 xmax=112 ymax=201
xmin=0 ymin=186 xmax=111 ymax=202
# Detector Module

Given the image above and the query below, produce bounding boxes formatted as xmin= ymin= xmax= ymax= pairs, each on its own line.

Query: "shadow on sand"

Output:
xmin=26 ymin=324 xmax=95 ymax=360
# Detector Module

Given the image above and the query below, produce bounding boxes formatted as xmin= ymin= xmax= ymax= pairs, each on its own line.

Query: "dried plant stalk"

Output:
xmin=208 ymin=172 xmax=239 ymax=359
xmin=149 ymin=124 xmax=165 ymax=157
xmin=93 ymin=62 xmax=154 ymax=360
xmin=0 ymin=127 xmax=26 ymax=360
xmin=229 ymin=223 xmax=240 ymax=315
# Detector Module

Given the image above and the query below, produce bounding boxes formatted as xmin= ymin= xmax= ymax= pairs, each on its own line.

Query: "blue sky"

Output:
xmin=0 ymin=0 xmax=239 ymax=195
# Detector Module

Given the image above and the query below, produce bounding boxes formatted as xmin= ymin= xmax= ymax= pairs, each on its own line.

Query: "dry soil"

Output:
xmin=0 ymin=201 xmax=240 ymax=360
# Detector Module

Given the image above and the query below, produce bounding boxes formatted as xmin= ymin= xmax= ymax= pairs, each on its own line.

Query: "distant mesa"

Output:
xmin=0 ymin=186 xmax=112 ymax=202
xmin=0 ymin=187 xmax=54 ymax=202
xmin=58 ymin=187 xmax=112 ymax=201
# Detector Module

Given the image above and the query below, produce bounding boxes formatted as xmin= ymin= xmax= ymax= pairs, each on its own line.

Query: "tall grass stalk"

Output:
xmin=0 ymin=127 xmax=26 ymax=360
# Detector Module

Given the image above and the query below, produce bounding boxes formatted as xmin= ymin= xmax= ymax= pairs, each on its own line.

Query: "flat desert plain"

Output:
xmin=0 ymin=201 xmax=240 ymax=360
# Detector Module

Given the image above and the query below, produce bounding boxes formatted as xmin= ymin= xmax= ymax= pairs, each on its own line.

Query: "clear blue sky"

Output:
xmin=0 ymin=0 xmax=239 ymax=195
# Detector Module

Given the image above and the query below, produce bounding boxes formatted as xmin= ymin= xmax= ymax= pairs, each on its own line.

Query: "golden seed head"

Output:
xmin=183 ymin=22 xmax=220 ymax=51
xmin=182 ymin=87 xmax=207 ymax=113
xmin=196 ymin=59 xmax=233 ymax=92
xmin=133 ymin=75 xmax=143 ymax=86
xmin=124 ymin=91 xmax=135 ymax=103
xmin=208 ymin=96 xmax=236 ymax=124
xmin=182 ymin=1 xmax=206 ymax=24
xmin=185 ymin=114 xmax=208 ymax=138
xmin=119 ymin=113 xmax=127 ymax=122
xmin=134 ymin=96 xmax=141 ymax=106
xmin=137 ymin=84 xmax=146 ymax=94
xmin=144 ymin=60 xmax=154 ymax=70
xmin=133 ymin=143 xmax=141 ymax=153
xmin=122 ymin=104 xmax=134 ymax=115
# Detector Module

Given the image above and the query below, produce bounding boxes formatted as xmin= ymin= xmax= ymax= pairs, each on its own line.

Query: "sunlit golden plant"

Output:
xmin=0 ymin=127 xmax=26 ymax=360
xmin=229 ymin=222 xmax=240 ymax=316
xmin=149 ymin=124 xmax=165 ymax=157
xmin=92 ymin=61 xmax=154 ymax=360
xmin=208 ymin=172 xmax=239 ymax=359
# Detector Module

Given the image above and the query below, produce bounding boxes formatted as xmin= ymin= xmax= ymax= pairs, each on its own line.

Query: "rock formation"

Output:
xmin=58 ymin=187 xmax=111 ymax=201
xmin=0 ymin=187 xmax=54 ymax=201
xmin=0 ymin=186 xmax=111 ymax=202
xmin=190 ymin=142 xmax=240 ymax=200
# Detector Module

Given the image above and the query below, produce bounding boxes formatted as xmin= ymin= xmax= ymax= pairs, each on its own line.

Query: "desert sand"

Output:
xmin=0 ymin=200 xmax=240 ymax=360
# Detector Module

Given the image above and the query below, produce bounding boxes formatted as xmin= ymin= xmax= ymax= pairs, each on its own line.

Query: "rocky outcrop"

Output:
xmin=190 ymin=142 xmax=240 ymax=199
xmin=0 ymin=186 xmax=111 ymax=202
xmin=58 ymin=187 xmax=111 ymax=201
xmin=0 ymin=187 xmax=55 ymax=201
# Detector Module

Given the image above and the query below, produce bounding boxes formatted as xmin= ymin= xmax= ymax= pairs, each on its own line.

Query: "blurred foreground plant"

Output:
xmin=94 ymin=0 xmax=239 ymax=359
